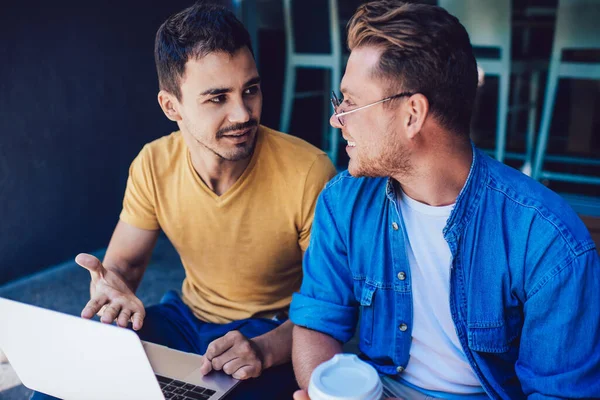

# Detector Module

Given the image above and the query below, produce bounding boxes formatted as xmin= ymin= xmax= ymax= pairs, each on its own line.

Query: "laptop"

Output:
xmin=0 ymin=297 xmax=240 ymax=400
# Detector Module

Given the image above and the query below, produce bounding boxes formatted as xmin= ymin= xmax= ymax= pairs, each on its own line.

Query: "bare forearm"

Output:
xmin=292 ymin=325 xmax=343 ymax=389
xmin=91 ymin=221 xmax=159 ymax=295
xmin=251 ymin=320 xmax=294 ymax=370
xmin=101 ymin=257 xmax=148 ymax=293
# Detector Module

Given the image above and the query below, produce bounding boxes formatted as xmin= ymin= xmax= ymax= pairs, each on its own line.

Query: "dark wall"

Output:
xmin=0 ymin=1 xmax=207 ymax=284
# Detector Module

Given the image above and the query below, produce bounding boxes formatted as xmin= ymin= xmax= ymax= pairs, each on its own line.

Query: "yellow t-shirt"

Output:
xmin=119 ymin=125 xmax=336 ymax=324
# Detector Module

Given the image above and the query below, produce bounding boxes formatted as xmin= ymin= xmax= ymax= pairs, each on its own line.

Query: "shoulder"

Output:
xmin=480 ymin=151 xmax=594 ymax=256
xmin=139 ymin=131 xmax=184 ymax=159
xmin=321 ymin=170 xmax=388 ymax=212
xmin=259 ymin=125 xmax=336 ymax=178
xmin=134 ymin=131 xmax=184 ymax=173
xmin=261 ymin=125 xmax=325 ymax=158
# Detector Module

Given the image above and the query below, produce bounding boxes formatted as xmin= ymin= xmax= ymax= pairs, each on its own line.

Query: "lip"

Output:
xmin=343 ymin=136 xmax=356 ymax=148
xmin=345 ymin=145 xmax=356 ymax=160
xmin=221 ymin=128 xmax=253 ymax=143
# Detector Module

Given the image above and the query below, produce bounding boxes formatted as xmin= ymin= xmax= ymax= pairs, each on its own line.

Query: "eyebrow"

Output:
xmin=199 ymin=76 xmax=261 ymax=97
xmin=340 ymin=87 xmax=359 ymax=99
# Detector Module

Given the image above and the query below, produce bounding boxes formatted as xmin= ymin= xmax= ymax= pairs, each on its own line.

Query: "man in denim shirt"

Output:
xmin=290 ymin=1 xmax=600 ymax=399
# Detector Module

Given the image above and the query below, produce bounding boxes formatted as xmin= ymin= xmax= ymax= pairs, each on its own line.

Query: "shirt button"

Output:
xmin=392 ymin=222 xmax=399 ymax=230
xmin=399 ymin=323 xmax=408 ymax=332
xmin=396 ymin=366 xmax=404 ymax=373
xmin=397 ymin=272 xmax=406 ymax=280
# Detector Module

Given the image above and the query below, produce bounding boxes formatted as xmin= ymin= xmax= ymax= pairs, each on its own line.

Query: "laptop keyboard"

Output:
xmin=156 ymin=374 xmax=217 ymax=399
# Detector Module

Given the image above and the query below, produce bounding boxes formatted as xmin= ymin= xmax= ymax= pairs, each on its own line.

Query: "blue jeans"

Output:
xmin=382 ymin=376 xmax=490 ymax=399
xmin=31 ymin=290 xmax=298 ymax=399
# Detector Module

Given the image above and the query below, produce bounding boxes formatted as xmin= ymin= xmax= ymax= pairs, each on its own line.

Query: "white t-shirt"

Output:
xmin=398 ymin=189 xmax=483 ymax=394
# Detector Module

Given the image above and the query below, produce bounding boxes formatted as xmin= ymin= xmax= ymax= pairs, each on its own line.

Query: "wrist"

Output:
xmin=251 ymin=336 xmax=274 ymax=370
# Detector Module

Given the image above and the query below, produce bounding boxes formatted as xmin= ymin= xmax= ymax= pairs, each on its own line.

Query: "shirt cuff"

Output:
xmin=290 ymin=292 xmax=357 ymax=343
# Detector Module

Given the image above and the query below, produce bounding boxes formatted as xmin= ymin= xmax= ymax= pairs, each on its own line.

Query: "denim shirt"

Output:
xmin=290 ymin=147 xmax=600 ymax=399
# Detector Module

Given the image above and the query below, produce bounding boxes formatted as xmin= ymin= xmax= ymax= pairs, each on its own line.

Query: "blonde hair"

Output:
xmin=346 ymin=0 xmax=478 ymax=135
xmin=348 ymin=2 xmax=424 ymax=54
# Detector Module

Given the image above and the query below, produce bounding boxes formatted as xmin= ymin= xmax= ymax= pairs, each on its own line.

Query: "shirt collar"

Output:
xmin=384 ymin=142 xmax=487 ymax=242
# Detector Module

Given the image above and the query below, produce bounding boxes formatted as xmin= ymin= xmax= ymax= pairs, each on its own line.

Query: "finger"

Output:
xmin=232 ymin=365 xmax=259 ymax=380
xmin=221 ymin=357 xmax=248 ymax=376
xmin=131 ymin=309 xmax=145 ymax=331
xmin=81 ymin=295 xmax=109 ymax=319
xmin=212 ymin=337 xmax=256 ymax=369
xmin=204 ymin=334 xmax=236 ymax=362
xmin=199 ymin=355 xmax=213 ymax=376
xmin=97 ymin=304 xmax=108 ymax=317
xmin=210 ymin=347 xmax=238 ymax=371
xmin=116 ymin=308 xmax=132 ymax=328
xmin=122 ymin=298 xmax=145 ymax=329
xmin=75 ymin=253 xmax=104 ymax=276
xmin=293 ymin=390 xmax=310 ymax=400
xmin=100 ymin=303 xmax=122 ymax=324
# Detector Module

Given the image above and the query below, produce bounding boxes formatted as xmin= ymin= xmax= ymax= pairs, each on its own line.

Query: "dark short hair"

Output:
xmin=154 ymin=2 xmax=253 ymax=100
xmin=347 ymin=0 xmax=478 ymax=135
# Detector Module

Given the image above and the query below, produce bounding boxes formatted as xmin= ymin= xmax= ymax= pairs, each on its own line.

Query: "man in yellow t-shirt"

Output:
xmin=41 ymin=3 xmax=335 ymax=399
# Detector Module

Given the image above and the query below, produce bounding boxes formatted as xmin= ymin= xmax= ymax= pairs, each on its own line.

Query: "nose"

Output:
xmin=330 ymin=113 xmax=342 ymax=129
xmin=228 ymin=97 xmax=251 ymax=124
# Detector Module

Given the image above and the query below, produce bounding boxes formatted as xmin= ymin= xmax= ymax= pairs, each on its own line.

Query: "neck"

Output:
xmin=189 ymin=146 xmax=254 ymax=197
xmin=393 ymin=135 xmax=472 ymax=207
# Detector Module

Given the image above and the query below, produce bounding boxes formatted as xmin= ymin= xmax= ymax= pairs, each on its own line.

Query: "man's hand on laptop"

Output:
xmin=199 ymin=330 xmax=264 ymax=380
xmin=76 ymin=253 xmax=146 ymax=331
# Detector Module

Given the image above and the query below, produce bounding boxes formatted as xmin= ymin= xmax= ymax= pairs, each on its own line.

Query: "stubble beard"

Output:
xmin=190 ymin=122 xmax=259 ymax=162
xmin=349 ymin=139 xmax=412 ymax=179
xmin=216 ymin=133 xmax=257 ymax=161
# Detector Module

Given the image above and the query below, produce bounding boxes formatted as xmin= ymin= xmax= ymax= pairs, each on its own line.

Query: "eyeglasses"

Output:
xmin=330 ymin=91 xmax=415 ymax=126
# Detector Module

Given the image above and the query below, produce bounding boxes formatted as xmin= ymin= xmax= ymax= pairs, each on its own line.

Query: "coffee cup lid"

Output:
xmin=308 ymin=353 xmax=382 ymax=400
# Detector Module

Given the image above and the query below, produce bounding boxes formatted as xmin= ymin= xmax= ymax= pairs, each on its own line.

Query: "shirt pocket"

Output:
xmin=358 ymin=282 xmax=377 ymax=346
xmin=467 ymin=312 xmax=522 ymax=353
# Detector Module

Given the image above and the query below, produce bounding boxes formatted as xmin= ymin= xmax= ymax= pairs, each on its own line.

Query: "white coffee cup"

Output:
xmin=308 ymin=353 xmax=383 ymax=400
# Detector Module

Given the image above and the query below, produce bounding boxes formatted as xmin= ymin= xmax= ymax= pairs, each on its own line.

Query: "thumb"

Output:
xmin=75 ymin=253 xmax=104 ymax=276
xmin=293 ymin=390 xmax=310 ymax=400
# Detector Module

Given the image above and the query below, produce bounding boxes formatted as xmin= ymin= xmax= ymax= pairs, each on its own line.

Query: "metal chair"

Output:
xmin=532 ymin=0 xmax=600 ymax=185
xmin=280 ymin=0 xmax=343 ymax=165
xmin=439 ymin=0 xmax=543 ymax=170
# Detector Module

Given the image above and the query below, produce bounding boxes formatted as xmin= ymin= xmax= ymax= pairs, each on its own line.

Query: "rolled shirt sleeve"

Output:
xmin=291 ymin=181 xmax=359 ymax=343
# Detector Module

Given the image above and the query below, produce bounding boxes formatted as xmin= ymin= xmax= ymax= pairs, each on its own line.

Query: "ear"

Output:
xmin=404 ymin=93 xmax=429 ymax=139
xmin=157 ymin=90 xmax=183 ymax=122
